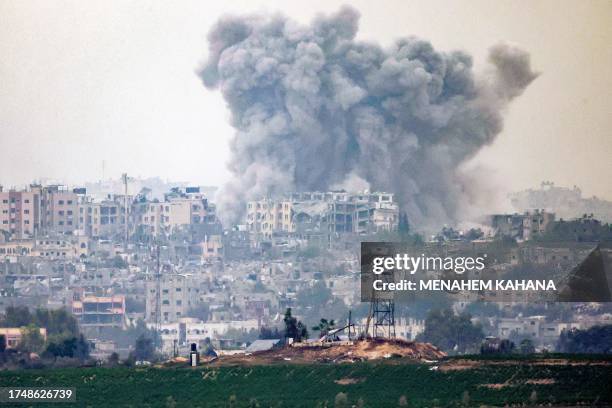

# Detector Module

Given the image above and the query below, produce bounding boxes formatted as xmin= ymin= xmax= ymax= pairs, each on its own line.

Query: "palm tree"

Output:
xmin=312 ymin=318 xmax=336 ymax=337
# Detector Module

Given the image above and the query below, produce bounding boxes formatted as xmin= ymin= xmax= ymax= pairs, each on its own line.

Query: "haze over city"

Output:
xmin=0 ymin=2 xmax=611 ymax=405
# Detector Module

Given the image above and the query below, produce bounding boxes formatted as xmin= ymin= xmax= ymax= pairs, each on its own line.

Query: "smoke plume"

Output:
xmin=199 ymin=6 xmax=538 ymax=229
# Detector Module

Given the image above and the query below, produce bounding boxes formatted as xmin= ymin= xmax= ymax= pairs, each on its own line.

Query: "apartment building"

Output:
xmin=246 ymin=191 xmax=399 ymax=240
xmin=134 ymin=188 xmax=215 ymax=236
xmin=40 ymin=185 xmax=80 ymax=234
xmin=77 ymin=198 xmax=126 ymax=238
xmin=0 ymin=187 xmax=41 ymax=239
xmin=145 ymin=274 xmax=200 ymax=324
xmin=246 ymin=199 xmax=294 ymax=239
xmin=491 ymin=209 xmax=555 ymax=240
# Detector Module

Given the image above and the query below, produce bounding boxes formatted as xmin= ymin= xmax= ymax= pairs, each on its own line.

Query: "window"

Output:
xmin=24 ymin=199 xmax=29 ymax=204
xmin=67 ymin=200 xmax=73 ymax=205
xmin=58 ymin=200 xmax=64 ymax=205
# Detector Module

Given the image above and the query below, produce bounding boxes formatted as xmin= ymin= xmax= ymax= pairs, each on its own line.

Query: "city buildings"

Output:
xmin=72 ymin=295 xmax=126 ymax=334
xmin=246 ymin=191 xmax=399 ymax=241
xmin=490 ymin=209 xmax=555 ymax=240
xmin=145 ymin=274 xmax=200 ymax=324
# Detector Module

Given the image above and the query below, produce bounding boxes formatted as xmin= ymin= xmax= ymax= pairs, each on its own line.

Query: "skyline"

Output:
xmin=1 ymin=0 xmax=611 ymax=200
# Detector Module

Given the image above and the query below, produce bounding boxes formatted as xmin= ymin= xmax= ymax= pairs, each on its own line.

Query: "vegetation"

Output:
xmin=283 ymin=308 xmax=308 ymax=342
xmin=312 ymin=318 xmax=336 ymax=337
xmin=557 ymin=325 xmax=612 ymax=354
xmin=536 ymin=218 xmax=612 ymax=242
xmin=258 ymin=326 xmax=282 ymax=340
xmin=43 ymin=335 xmax=90 ymax=361
xmin=129 ymin=334 xmax=157 ymax=362
xmin=416 ymin=308 xmax=484 ymax=354
xmin=0 ymin=359 xmax=610 ymax=407
xmin=0 ymin=306 xmax=79 ymax=344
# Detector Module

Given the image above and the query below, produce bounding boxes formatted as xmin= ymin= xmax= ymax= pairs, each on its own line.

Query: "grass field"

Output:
xmin=0 ymin=357 xmax=611 ymax=407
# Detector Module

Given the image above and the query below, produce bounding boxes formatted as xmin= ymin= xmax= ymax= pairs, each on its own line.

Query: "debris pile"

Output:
xmin=211 ymin=339 xmax=446 ymax=366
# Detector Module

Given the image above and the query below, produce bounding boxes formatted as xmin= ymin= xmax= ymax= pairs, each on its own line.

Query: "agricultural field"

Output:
xmin=0 ymin=356 xmax=610 ymax=407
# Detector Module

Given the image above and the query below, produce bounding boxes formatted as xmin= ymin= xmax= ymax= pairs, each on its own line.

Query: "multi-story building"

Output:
xmin=246 ymin=199 xmax=293 ymax=239
xmin=32 ymin=234 xmax=89 ymax=259
xmin=145 ymin=274 xmax=200 ymax=324
xmin=0 ymin=235 xmax=89 ymax=260
xmin=0 ymin=186 xmax=42 ymax=239
xmin=490 ymin=209 xmax=555 ymax=241
xmin=72 ymin=295 xmax=126 ymax=333
xmin=246 ymin=191 xmax=399 ymax=240
xmin=40 ymin=185 xmax=81 ymax=235
xmin=134 ymin=187 xmax=216 ymax=237
xmin=77 ymin=197 xmax=127 ymax=238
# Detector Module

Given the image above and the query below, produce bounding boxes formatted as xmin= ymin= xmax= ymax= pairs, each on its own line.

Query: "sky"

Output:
xmin=1 ymin=0 xmax=611 ymax=199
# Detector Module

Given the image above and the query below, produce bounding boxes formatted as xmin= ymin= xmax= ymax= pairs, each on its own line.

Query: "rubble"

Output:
xmin=207 ymin=339 xmax=446 ymax=366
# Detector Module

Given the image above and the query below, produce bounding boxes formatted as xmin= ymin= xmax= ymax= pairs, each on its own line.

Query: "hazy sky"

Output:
xmin=1 ymin=0 xmax=611 ymax=199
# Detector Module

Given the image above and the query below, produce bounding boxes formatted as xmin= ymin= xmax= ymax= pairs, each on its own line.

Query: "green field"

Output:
xmin=0 ymin=358 xmax=611 ymax=407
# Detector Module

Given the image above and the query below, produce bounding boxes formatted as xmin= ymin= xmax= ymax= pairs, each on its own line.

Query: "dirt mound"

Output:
xmin=212 ymin=339 xmax=446 ymax=366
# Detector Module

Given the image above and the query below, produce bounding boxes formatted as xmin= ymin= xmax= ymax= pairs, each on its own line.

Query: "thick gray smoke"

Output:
xmin=199 ymin=6 xmax=538 ymax=230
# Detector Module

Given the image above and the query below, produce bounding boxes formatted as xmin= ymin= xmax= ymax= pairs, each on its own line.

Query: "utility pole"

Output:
xmin=121 ymin=173 xmax=129 ymax=253
xmin=155 ymin=243 xmax=161 ymax=336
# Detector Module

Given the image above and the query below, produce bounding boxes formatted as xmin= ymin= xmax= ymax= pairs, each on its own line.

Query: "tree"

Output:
xmin=108 ymin=352 xmax=120 ymax=366
xmin=283 ymin=308 xmax=308 ymax=342
xmin=33 ymin=308 xmax=79 ymax=340
xmin=259 ymin=326 xmax=282 ymax=340
xmin=0 ymin=334 xmax=6 ymax=353
xmin=2 ymin=306 xmax=32 ymax=327
xmin=519 ymin=338 xmax=535 ymax=354
xmin=19 ymin=324 xmax=45 ymax=353
xmin=416 ymin=308 xmax=484 ymax=353
xmin=498 ymin=339 xmax=515 ymax=354
xmin=297 ymin=321 xmax=308 ymax=341
xmin=557 ymin=325 xmax=612 ymax=353
xmin=44 ymin=335 xmax=90 ymax=361
xmin=130 ymin=334 xmax=155 ymax=361
xmin=312 ymin=318 xmax=336 ymax=337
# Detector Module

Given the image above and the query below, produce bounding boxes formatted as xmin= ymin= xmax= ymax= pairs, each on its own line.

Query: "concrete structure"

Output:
xmin=72 ymin=295 xmax=126 ymax=331
xmin=157 ymin=318 xmax=260 ymax=354
xmin=0 ymin=187 xmax=42 ymax=239
xmin=0 ymin=327 xmax=47 ymax=349
xmin=490 ymin=209 xmax=555 ymax=240
xmin=246 ymin=191 xmax=399 ymax=240
xmin=145 ymin=274 xmax=200 ymax=324
xmin=0 ymin=235 xmax=89 ymax=261
xmin=134 ymin=188 xmax=216 ymax=237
